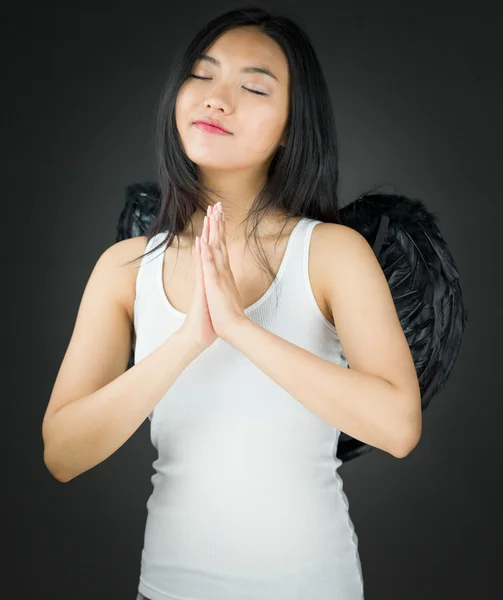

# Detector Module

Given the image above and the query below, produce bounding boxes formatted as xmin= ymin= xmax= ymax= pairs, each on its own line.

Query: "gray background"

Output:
xmin=3 ymin=0 xmax=501 ymax=598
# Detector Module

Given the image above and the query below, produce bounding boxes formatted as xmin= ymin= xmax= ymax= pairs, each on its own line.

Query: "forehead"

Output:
xmin=201 ymin=27 xmax=289 ymax=82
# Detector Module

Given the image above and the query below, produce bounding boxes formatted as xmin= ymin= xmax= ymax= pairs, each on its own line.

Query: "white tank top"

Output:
xmin=134 ymin=217 xmax=364 ymax=600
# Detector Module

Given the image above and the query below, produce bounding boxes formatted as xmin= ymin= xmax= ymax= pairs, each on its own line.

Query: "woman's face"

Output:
xmin=175 ymin=26 xmax=290 ymax=173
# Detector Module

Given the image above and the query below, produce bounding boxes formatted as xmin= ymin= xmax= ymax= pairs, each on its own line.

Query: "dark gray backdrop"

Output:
xmin=3 ymin=1 xmax=501 ymax=598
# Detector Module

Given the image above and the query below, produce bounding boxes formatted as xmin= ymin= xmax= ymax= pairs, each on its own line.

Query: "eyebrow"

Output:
xmin=197 ymin=54 xmax=280 ymax=82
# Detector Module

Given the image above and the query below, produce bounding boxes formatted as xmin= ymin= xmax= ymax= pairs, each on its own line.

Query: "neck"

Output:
xmin=189 ymin=168 xmax=287 ymax=243
xmin=199 ymin=168 xmax=264 ymax=238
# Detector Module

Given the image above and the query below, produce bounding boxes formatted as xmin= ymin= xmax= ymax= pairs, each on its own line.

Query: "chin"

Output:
xmin=189 ymin=153 xmax=245 ymax=171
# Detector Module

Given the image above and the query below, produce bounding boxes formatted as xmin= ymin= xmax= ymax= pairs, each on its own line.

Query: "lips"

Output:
xmin=194 ymin=118 xmax=232 ymax=134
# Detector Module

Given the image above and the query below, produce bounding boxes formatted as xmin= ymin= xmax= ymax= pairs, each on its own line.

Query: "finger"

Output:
xmin=209 ymin=204 xmax=218 ymax=247
xmin=204 ymin=213 xmax=214 ymax=253
xmin=217 ymin=205 xmax=223 ymax=240
xmin=203 ymin=214 xmax=208 ymax=244
xmin=203 ymin=212 xmax=213 ymax=260
xmin=218 ymin=208 xmax=230 ymax=269
xmin=200 ymin=235 xmax=217 ymax=283
xmin=211 ymin=209 xmax=225 ymax=273
xmin=200 ymin=212 xmax=213 ymax=262
xmin=195 ymin=236 xmax=204 ymax=289
xmin=205 ymin=205 xmax=212 ymax=243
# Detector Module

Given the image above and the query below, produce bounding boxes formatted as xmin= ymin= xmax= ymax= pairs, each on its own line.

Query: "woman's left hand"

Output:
xmin=200 ymin=202 xmax=248 ymax=342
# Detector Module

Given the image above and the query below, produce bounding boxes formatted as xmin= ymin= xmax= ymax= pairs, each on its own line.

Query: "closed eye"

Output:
xmin=188 ymin=74 xmax=269 ymax=96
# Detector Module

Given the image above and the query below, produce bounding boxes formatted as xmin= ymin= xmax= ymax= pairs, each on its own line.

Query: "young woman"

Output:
xmin=43 ymin=6 xmax=421 ymax=600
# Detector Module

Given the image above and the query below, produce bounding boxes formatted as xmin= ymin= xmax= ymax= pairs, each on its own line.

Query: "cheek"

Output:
xmin=175 ymin=88 xmax=189 ymax=121
xmin=243 ymin=106 xmax=286 ymax=151
xmin=175 ymin=85 xmax=199 ymax=124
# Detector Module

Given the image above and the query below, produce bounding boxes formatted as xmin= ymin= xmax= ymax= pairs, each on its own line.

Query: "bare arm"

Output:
xmin=42 ymin=237 xmax=202 ymax=483
xmin=43 ymin=330 xmax=200 ymax=482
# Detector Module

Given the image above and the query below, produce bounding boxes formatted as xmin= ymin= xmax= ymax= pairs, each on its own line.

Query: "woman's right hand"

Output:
xmin=179 ymin=205 xmax=219 ymax=352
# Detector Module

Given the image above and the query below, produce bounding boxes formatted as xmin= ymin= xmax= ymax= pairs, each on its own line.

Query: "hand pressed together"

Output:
xmin=198 ymin=202 xmax=248 ymax=343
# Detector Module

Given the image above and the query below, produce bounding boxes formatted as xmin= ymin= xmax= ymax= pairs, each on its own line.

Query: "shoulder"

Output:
xmin=313 ymin=221 xmax=374 ymax=266
xmin=311 ymin=221 xmax=372 ymax=262
xmin=99 ymin=236 xmax=150 ymax=322
xmin=313 ymin=221 xmax=367 ymax=245
xmin=311 ymin=221 xmax=377 ymax=301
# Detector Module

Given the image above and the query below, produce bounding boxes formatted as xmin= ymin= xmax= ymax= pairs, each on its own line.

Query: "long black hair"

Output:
xmin=125 ymin=4 xmax=341 ymax=288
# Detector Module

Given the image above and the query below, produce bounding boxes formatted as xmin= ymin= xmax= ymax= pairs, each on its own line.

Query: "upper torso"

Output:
xmin=128 ymin=216 xmax=364 ymax=599
xmin=119 ymin=216 xmax=336 ymax=336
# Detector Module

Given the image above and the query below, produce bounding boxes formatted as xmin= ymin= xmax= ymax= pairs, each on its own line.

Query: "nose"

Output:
xmin=203 ymin=81 xmax=233 ymax=113
xmin=204 ymin=97 xmax=230 ymax=113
